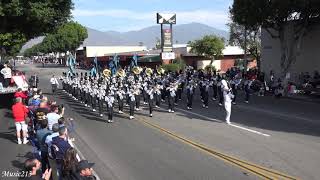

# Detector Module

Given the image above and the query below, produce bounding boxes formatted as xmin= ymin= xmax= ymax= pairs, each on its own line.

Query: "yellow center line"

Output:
xmin=135 ymin=115 xmax=299 ymax=180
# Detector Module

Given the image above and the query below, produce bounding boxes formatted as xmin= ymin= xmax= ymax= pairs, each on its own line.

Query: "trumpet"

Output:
xmin=146 ymin=68 xmax=153 ymax=76
xmin=103 ymin=69 xmax=111 ymax=78
xmin=132 ymin=66 xmax=142 ymax=75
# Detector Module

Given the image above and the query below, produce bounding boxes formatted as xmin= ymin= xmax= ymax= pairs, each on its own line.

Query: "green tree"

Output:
xmin=0 ymin=0 xmax=73 ymax=59
xmin=55 ymin=22 xmax=88 ymax=54
xmin=190 ymin=35 xmax=225 ymax=65
xmin=228 ymin=22 xmax=261 ymax=69
xmin=230 ymin=0 xmax=320 ymax=77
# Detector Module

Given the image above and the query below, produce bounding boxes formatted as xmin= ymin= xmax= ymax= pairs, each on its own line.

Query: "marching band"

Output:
xmin=60 ymin=66 xmax=254 ymax=124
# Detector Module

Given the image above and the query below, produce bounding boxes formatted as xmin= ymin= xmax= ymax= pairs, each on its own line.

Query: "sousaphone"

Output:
xmin=103 ymin=68 xmax=111 ymax=78
xmin=132 ymin=66 xmax=142 ymax=75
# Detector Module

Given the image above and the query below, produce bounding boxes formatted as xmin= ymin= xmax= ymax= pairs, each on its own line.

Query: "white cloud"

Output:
xmin=72 ymin=9 xmax=230 ymax=31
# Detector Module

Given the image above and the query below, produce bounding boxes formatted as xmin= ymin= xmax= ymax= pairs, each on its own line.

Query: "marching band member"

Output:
xmin=128 ymin=87 xmax=136 ymax=119
xmin=167 ymin=81 xmax=177 ymax=113
xmin=221 ymin=75 xmax=234 ymax=125
xmin=98 ymin=85 xmax=105 ymax=117
xmin=230 ymin=75 xmax=242 ymax=105
xmin=105 ymin=90 xmax=115 ymax=123
xmin=186 ymin=80 xmax=196 ymax=110
xmin=202 ymin=79 xmax=210 ymax=108
xmin=154 ymin=84 xmax=162 ymax=108
xmin=117 ymin=86 xmax=126 ymax=114
xmin=147 ymin=84 xmax=155 ymax=117
xmin=134 ymin=83 xmax=141 ymax=111
xmin=217 ymin=76 xmax=224 ymax=106
xmin=211 ymin=73 xmax=218 ymax=101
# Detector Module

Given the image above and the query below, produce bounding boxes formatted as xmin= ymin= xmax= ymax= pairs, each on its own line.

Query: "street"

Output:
xmin=3 ymin=64 xmax=320 ymax=180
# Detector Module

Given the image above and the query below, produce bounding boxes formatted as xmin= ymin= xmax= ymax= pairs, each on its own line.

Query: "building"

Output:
xmin=261 ymin=23 xmax=320 ymax=82
xmin=76 ymin=46 xmax=147 ymax=68
xmin=76 ymin=44 xmax=254 ymax=72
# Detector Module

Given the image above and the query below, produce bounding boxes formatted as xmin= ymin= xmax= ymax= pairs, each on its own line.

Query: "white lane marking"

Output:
xmin=229 ymin=124 xmax=271 ymax=137
xmin=176 ymin=107 xmax=271 ymax=137
xmin=237 ymin=104 xmax=320 ymax=125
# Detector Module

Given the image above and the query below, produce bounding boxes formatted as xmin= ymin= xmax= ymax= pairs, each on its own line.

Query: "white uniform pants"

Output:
xmin=224 ymin=101 xmax=232 ymax=123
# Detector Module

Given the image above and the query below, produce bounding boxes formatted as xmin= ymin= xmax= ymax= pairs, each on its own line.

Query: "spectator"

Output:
xmin=36 ymin=119 xmax=52 ymax=173
xmin=58 ymin=117 xmax=66 ymax=128
xmin=31 ymin=94 xmax=41 ymax=106
xmin=12 ymin=97 xmax=29 ymax=144
xmin=45 ymin=123 xmax=60 ymax=157
xmin=47 ymin=105 xmax=61 ymax=131
xmin=24 ymin=158 xmax=51 ymax=180
xmin=62 ymin=147 xmax=79 ymax=179
xmin=14 ymin=88 xmax=28 ymax=100
xmin=0 ymin=63 xmax=12 ymax=87
xmin=76 ymin=160 xmax=97 ymax=180
xmin=35 ymin=102 xmax=50 ymax=126
xmin=45 ymin=123 xmax=60 ymax=180
xmin=52 ymin=126 xmax=72 ymax=178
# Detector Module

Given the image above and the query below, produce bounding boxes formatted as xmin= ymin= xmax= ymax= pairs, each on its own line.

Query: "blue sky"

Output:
xmin=72 ymin=0 xmax=233 ymax=32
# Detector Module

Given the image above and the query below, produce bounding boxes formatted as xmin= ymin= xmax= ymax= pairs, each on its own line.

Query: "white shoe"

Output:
xmin=130 ymin=116 xmax=135 ymax=119
xmin=218 ymin=103 xmax=223 ymax=106
xmin=171 ymin=110 xmax=175 ymax=113
xmin=85 ymin=104 xmax=88 ymax=107
xmin=100 ymin=114 xmax=103 ymax=117
xmin=168 ymin=109 xmax=172 ymax=113
xmin=202 ymin=104 xmax=205 ymax=108
xmin=17 ymin=139 xmax=22 ymax=145
xmin=174 ymin=103 xmax=178 ymax=106
xmin=226 ymin=121 xmax=231 ymax=125
xmin=119 ymin=111 xmax=123 ymax=114
xmin=143 ymin=102 xmax=148 ymax=105
xmin=212 ymin=98 xmax=216 ymax=101
xmin=205 ymin=106 xmax=208 ymax=109
xmin=23 ymin=139 xmax=29 ymax=144
xmin=150 ymin=114 xmax=153 ymax=117
xmin=245 ymin=101 xmax=249 ymax=104
xmin=187 ymin=107 xmax=191 ymax=110
xmin=155 ymin=105 xmax=159 ymax=108
xmin=107 ymin=120 xmax=113 ymax=123
xmin=135 ymin=108 xmax=140 ymax=111
xmin=232 ymin=102 xmax=236 ymax=105
xmin=92 ymin=109 xmax=96 ymax=112
xmin=161 ymin=99 xmax=165 ymax=102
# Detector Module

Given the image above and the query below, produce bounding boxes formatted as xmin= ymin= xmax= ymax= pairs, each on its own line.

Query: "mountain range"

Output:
xmin=21 ymin=23 xmax=229 ymax=52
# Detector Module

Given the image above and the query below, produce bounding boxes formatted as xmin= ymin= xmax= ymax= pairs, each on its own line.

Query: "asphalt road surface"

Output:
xmin=14 ymin=64 xmax=320 ymax=180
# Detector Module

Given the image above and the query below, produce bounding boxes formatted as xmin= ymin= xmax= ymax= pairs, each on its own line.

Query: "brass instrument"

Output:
xmin=157 ymin=67 xmax=165 ymax=75
xmin=116 ymin=69 xmax=126 ymax=77
xmin=103 ymin=69 xmax=111 ymax=78
xmin=146 ymin=68 xmax=153 ymax=76
xmin=132 ymin=66 xmax=142 ymax=75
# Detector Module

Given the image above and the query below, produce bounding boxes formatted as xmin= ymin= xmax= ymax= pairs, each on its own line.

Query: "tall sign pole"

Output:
xmin=157 ymin=13 xmax=176 ymax=64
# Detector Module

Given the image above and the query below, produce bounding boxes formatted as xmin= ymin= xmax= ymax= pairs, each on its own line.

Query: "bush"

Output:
xmin=161 ymin=58 xmax=186 ymax=72
xmin=204 ymin=65 xmax=216 ymax=72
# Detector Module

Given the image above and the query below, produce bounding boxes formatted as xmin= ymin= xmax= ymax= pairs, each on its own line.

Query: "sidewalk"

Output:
xmin=0 ymin=95 xmax=32 ymax=179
